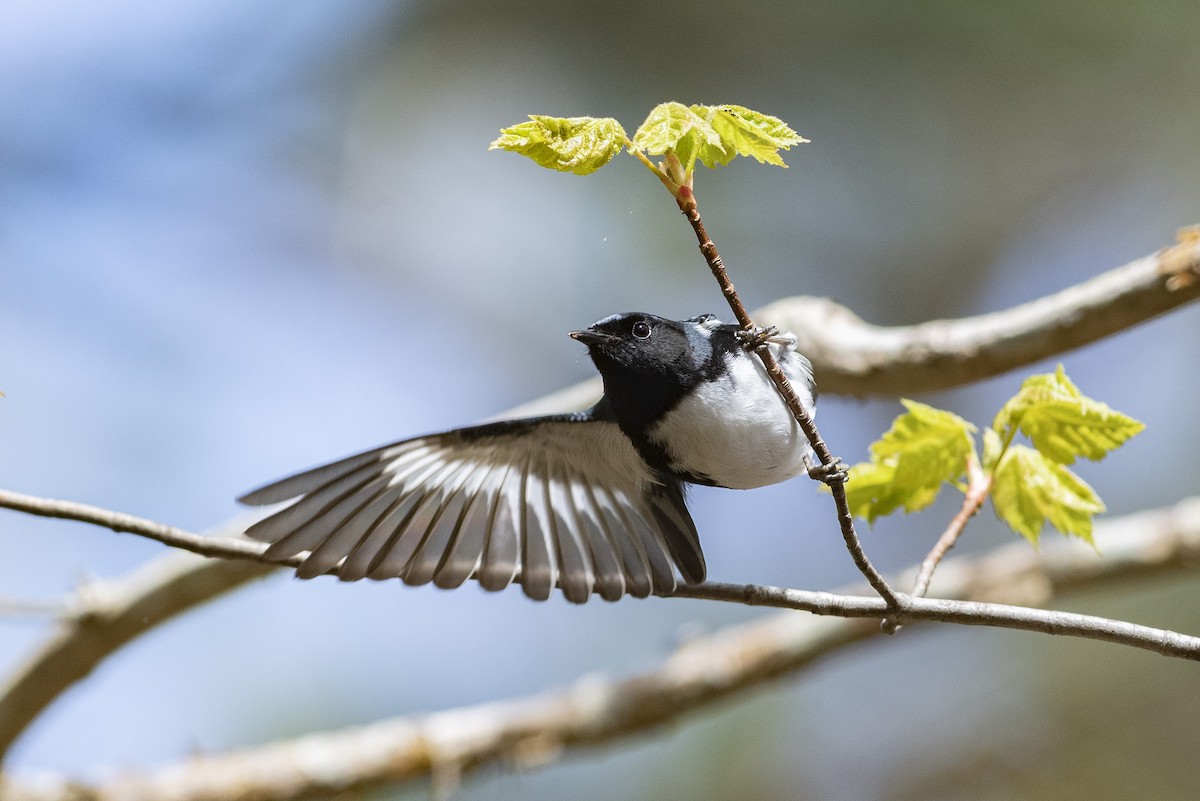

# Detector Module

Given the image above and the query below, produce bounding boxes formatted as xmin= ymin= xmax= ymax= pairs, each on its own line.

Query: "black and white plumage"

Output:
xmin=239 ymin=312 xmax=816 ymax=603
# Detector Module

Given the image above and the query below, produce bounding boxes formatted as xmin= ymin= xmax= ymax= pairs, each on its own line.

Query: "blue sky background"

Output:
xmin=3 ymin=2 xmax=1200 ymax=799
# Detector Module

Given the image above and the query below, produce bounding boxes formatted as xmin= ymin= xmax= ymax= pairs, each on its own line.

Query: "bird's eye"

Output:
xmin=631 ymin=321 xmax=652 ymax=339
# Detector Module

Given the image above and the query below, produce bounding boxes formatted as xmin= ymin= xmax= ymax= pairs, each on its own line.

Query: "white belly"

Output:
xmin=649 ymin=347 xmax=814 ymax=490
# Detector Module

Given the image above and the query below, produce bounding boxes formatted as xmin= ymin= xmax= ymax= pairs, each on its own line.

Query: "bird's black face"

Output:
xmin=570 ymin=312 xmax=723 ymax=436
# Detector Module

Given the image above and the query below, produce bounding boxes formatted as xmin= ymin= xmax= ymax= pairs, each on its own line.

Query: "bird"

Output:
xmin=238 ymin=312 xmax=816 ymax=604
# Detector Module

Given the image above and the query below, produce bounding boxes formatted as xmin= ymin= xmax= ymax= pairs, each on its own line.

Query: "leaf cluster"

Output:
xmin=489 ymin=102 xmax=807 ymax=182
xmin=844 ymin=366 xmax=1144 ymax=544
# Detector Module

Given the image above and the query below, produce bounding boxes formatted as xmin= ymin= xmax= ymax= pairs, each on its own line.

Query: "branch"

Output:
xmin=760 ymin=230 xmax=1200 ymax=395
xmin=911 ymin=454 xmax=993 ymax=597
xmin=1 ymin=229 xmax=1196 ymax=781
xmin=3 ymin=487 xmax=1200 ymax=767
xmin=507 ymin=231 xmax=1200 ymax=404
xmin=8 ymin=487 xmax=1194 ymax=658
xmin=4 ymin=497 xmax=1199 ymax=801
xmin=0 ymin=541 xmax=272 ymax=762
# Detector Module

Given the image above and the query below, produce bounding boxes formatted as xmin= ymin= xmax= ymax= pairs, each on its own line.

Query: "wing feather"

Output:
xmin=477 ymin=461 xmax=522 ymax=592
xmin=245 ymin=459 xmax=384 ymax=552
xmin=571 ymin=480 xmax=624 ymax=601
xmin=547 ymin=461 xmax=595 ymax=604
xmin=239 ymin=415 xmax=703 ymax=602
xmin=519 ymin=459 xmax=557 ymax=601
xmin=590 ymin=484 xmax=653 ymax=599
xmin=405 ymin=459 xmax=489 ymax=586
xmin=432 ymin=461 xmax=501 ymax=589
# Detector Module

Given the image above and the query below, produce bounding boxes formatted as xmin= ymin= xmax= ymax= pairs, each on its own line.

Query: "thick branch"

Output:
xmin=0 ymin=543 xmax=271 ymax=761
xmin=760 ymin=232 xmax=1200 ymax=396
xmin=508 ymin=233 xmax=1200 ymax=405
xmin=4 ymin=497 xmax=1199 ymax=801
xmin=1 ymin=230 xmax=1196 ymax=783
xmin=3 ymin=488 xmax=1200 ymax=770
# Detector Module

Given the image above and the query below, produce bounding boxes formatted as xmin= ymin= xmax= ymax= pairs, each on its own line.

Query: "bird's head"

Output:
xmin=570 ymin=313 xmax=725 ymax=427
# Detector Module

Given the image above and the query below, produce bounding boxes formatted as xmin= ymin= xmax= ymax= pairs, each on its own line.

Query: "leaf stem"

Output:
xmin=676 ymin=194 xmax=902 ymax=617
xmin=626 ymin=143 xmax=661 ymax=176
xmin=912 ymin=454 xmax=994 ymax=597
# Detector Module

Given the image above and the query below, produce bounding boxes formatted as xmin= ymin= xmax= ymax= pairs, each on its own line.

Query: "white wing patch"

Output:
xmin=240 ymin=418 xmax=704 ymax=603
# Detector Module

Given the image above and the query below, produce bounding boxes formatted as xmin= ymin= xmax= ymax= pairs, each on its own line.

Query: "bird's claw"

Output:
xmin=737 ymin=325 xmax=783 ymax=350
xmin=805 ymin=455 xmax=849 ymax=486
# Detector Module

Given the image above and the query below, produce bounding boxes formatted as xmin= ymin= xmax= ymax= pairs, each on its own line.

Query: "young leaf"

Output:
xmin=870 ymin=400 xmax=976 ymax=492
xmin=843 ymin=459 xmax=940 ymax=523
xmin=992 ymin=365 xmax=1144 ymax=465
xmin=631 ymin=102 xmax=807 ymax=172
xmin=843 ymin=400 xmax=976 ymax=522
xmin=489 ymin=115 xmax=628 ymax=175
xmin=991 ymin=444 xmax=1105 ymax=545
xmin=694 ymin=104 xmax=807 ymax=168
xmin=631 ymin=102 xmax=726 ymax=171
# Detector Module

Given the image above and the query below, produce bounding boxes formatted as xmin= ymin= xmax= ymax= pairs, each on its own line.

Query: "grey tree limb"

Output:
xmin=760 ymin=231 xmax=1200 ymax=395
xmin=0 ymin=229 xmax=1197 ymax=791
xmin=2 ymin=497 xmax=1198 ymax=801
xmin=499 ymin=232 xmax=1200 ymax=412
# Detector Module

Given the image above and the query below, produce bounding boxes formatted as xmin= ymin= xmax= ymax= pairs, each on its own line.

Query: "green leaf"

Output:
xmin=489 ymin=115 xmax=627 ymax=175
xmin=870 ymin=400 xmax=976 ymax=491
xmin=693 ymin=104 xmax=807 ymax=168
xmin=843 ymin=459 xmax=940 ymax=523
xmin=631 ymin=102 xmax=726 ymax=171
xmin=993 ymin=365 xmax=1145 ymax=465
xmin=991 ymin=444 xmax=1105 ymax=545
xmin=630 ymin=102 xmax=807 ymax=172
xmin=843 ymin=400 xmax=976 ymax=523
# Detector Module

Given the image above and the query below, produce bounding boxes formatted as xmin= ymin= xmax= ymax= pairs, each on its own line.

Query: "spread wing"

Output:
xmin=238 ymin=415 xmax=705 ymax=603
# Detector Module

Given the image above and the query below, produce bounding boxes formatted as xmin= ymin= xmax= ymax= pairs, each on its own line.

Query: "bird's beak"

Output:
xmin=569 ymin=329 xmax=617 ymax=347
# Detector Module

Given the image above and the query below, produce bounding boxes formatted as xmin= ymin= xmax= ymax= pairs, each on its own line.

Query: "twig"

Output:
xmin=0 ymin=491 xmax=269 ymax=562
xmin=0 ymin=597 xmax=68 ymax=617
xmin=1 ymin=232 xmax=1198 ymax=782
xmin=4 ymin=496 xmax=1200 ymax=801
xmin=4 ymin=490 xmax=1198 ymax=692
xmin=675 ymin=188 xmax=901 ymax=614
xmin=911 ymin=456 xmax=994 ymax=597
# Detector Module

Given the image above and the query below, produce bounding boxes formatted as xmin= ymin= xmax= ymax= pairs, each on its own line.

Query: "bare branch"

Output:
xmin=761 ymin=232 xmax=1200 ymax=395
xmin=911 ymin=454 xmax=993 ymax=597
xmin=4 ymin=497 xmax=1199 ymax=801
xmin=0 ymin=521 xmax=273 ymax=761
xmin=468 ymin=234 xmax=1200 ymax=417
xmin=0 ymin=494 xmax=287 ymax=762
xmin=0 ymin=492 xmax=267 ymax=563
xmin=1 ymin=229 xmax=1197 ymax=786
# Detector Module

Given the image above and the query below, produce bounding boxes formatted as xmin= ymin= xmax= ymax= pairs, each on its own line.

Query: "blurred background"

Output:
xmin=3 ymin=1 xmax=1200 ymax=799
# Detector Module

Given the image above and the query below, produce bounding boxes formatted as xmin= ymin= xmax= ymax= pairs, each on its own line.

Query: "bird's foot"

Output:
xmin=805 ymin=454 xmax=849 ymax=486
xmin=737 ymin=325 xmax=792 ymax=350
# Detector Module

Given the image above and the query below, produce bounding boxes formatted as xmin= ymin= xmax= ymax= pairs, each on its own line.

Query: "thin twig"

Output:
xmin=675 ymin=188 xmax=901 ymax=613
xmin=911 ymin=456 xmax=994 ymax=597
xmin=4 ymin=496 xmax=1200 ymax=801
xmin=0 ymin=597 xmax=68 ymax=617
xmin=1 ymin=489 xmax=1198 ymax=659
